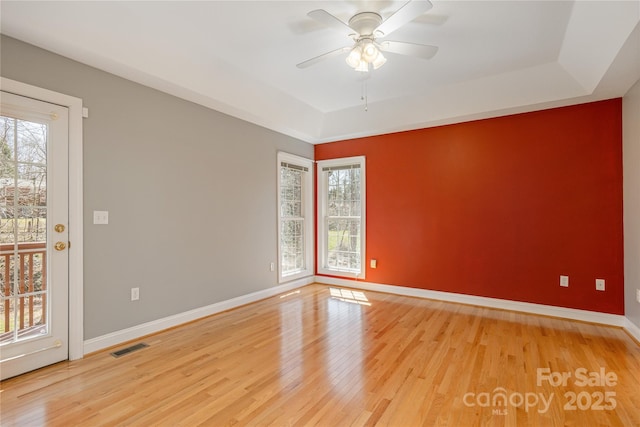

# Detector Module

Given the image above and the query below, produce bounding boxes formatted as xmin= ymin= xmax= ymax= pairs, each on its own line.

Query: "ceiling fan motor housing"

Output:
xmin=348 ymin=12 xmax=383 ymax=37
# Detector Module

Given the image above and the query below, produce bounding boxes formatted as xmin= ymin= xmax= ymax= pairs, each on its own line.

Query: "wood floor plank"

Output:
xmin=1 ymin=283 xmax=639 ymax=426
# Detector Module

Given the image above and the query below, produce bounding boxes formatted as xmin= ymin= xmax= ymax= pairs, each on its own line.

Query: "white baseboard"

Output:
xmin=624 ymin=318 xmax=640 ymax=343
xmin=315 ymin=276 xmax=627 ymax=328
xmin=83 ymin=276 xmax=314 ymax=355
xmin=83 ymin=275 xmax=638 ymax=356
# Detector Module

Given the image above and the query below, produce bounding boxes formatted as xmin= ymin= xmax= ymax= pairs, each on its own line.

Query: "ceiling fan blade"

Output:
xmin=375 ymin=0 xmax=433 ymax=37
xmin=296 ymin=46 xmax=352 ymax=69
xmin=378 ymin=41 xmax=438 ymax=59
xmin=308 ymin=9 xmax=357 ymax=38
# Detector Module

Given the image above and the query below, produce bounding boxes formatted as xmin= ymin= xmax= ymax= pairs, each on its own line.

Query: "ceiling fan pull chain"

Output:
xmin=361 ymin=80 xmax=369 ymax=112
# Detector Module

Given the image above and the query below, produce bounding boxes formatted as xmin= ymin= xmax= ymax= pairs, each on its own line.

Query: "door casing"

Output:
xmin=1 ymin=77 xmax=84 ymax=360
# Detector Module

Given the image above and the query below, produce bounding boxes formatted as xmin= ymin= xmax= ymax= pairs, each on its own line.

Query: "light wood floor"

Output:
xmin=1 ymin=283 xmax=639 ymax=426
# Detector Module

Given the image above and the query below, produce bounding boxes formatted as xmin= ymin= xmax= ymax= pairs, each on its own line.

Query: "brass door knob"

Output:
xmin=55 ymin=242 xmax=67 ymax=251
xmin=55 ymin=224 xmax=65 ymax=233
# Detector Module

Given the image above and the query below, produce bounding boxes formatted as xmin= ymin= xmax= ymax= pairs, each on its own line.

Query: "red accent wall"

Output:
xmin=315 ymin=99 xmax=624 ymax=314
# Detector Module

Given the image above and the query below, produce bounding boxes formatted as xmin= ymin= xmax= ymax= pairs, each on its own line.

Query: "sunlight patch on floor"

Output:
xmin=280 ymin=290 xmax=301 ymax=299
xmin=329 ymin=288 xmax=371 ymax=306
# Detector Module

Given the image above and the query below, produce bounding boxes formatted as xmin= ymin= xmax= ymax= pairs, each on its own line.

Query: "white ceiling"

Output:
xmin=1 ymin=1 xmax=639 ymax=144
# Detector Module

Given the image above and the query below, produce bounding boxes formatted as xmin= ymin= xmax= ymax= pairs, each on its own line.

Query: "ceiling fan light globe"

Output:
xmin=372 ymin=51 xmax=387 ymax=69
xmin=355 ymin=61 xmax=369 ymax=73
xmin=346 ymin=47 xmax=362 ymax=68
xmin=361 ymin=41 xmax=378 ymax=62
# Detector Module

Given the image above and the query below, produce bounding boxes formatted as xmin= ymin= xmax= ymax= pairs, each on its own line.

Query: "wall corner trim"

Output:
xmin=315 ymin=276 xmax=627 ymax=328
xmin=83 ymin=276 xmax=315 ymax=355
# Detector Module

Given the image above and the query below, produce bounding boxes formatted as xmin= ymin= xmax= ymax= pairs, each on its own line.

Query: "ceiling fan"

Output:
xmin=296 ymin=0 xmax=438 ymax=72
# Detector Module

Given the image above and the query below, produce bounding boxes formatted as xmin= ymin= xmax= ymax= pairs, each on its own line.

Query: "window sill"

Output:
xmin=279 ymin=270 xmax=313 ymax=284
xmin=317 ymin=267 xmax=364 ymax=280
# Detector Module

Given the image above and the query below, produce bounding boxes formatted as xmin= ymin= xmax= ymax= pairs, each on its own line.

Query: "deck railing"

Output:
xmin=0 ymin=242 xmax=47 ymax=340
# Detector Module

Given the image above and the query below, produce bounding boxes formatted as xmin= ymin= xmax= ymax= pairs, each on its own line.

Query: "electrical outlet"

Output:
xmin=370 ymin=259 xmax=377 ymax=269
xmin=131 ymin=287 xmax=139 ymax=301
xmin=636 ymin=289 xmax=640 ymax=303
xmin=560 ymin=275 xmax=569 ymax=287
xmin=595 ymin=279 xmax=605 ymax=291
xmin=270 ymin=262 xmax=275 ymax=272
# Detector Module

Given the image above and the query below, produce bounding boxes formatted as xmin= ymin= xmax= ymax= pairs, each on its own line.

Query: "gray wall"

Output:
xmin=624 ymin=78 xmax=640 ymax=329
xmin=0 ymin=35 xmax=313 ymax=339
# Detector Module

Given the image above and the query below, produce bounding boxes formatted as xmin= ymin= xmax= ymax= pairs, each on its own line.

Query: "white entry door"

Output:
xmin=0 ymin=91 xmax=69 ymax=380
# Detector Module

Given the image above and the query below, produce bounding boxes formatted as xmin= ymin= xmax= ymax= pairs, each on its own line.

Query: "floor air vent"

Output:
xmin=111 ymin=342 xmax=149 ymax=358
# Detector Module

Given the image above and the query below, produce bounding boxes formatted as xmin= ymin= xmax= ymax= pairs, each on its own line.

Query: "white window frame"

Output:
xmin=277 ymin=152 xmax=314 ymax=283
xmin=317 ymin=156 xmax=366 ymax=279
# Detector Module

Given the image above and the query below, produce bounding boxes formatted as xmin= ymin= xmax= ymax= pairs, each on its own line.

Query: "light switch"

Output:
xmin=93 ymin=210 xmax=109 ymax=225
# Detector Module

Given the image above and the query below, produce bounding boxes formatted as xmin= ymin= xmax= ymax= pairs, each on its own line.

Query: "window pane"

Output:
xmin=320 ymin=159 xmax=364 ymax=277
xmin=280 ymin=159 xmax=309 ymax=278
xmin=327 ymin=168 xmax=360 ymax=218
xmin=281 ymin=219 xmax=304 ymax=274
xmin=326 ymin=218 xmax=361 ymax=272
xmin=281 ymin=167 xmax=302 ymax=218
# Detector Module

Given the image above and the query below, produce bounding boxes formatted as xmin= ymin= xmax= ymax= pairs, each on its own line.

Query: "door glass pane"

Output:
xmin=0 ymin=115 xmax=48 ymax=345
xmin=0 ymin=298 xmax=16 ymax=344
xmin=16 ymin=119 xmax=47 ymax=164
xmin=0 ymin=218 xmax=17 ymax=244
xmin=0 ymin=117 xmax=16 ymax=164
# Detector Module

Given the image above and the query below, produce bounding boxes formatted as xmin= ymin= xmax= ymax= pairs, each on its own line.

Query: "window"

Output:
xmin=317 ymin=156 xmax=366 ymax=278
xmin=277 ymin=152 xmax=313 ymax=282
